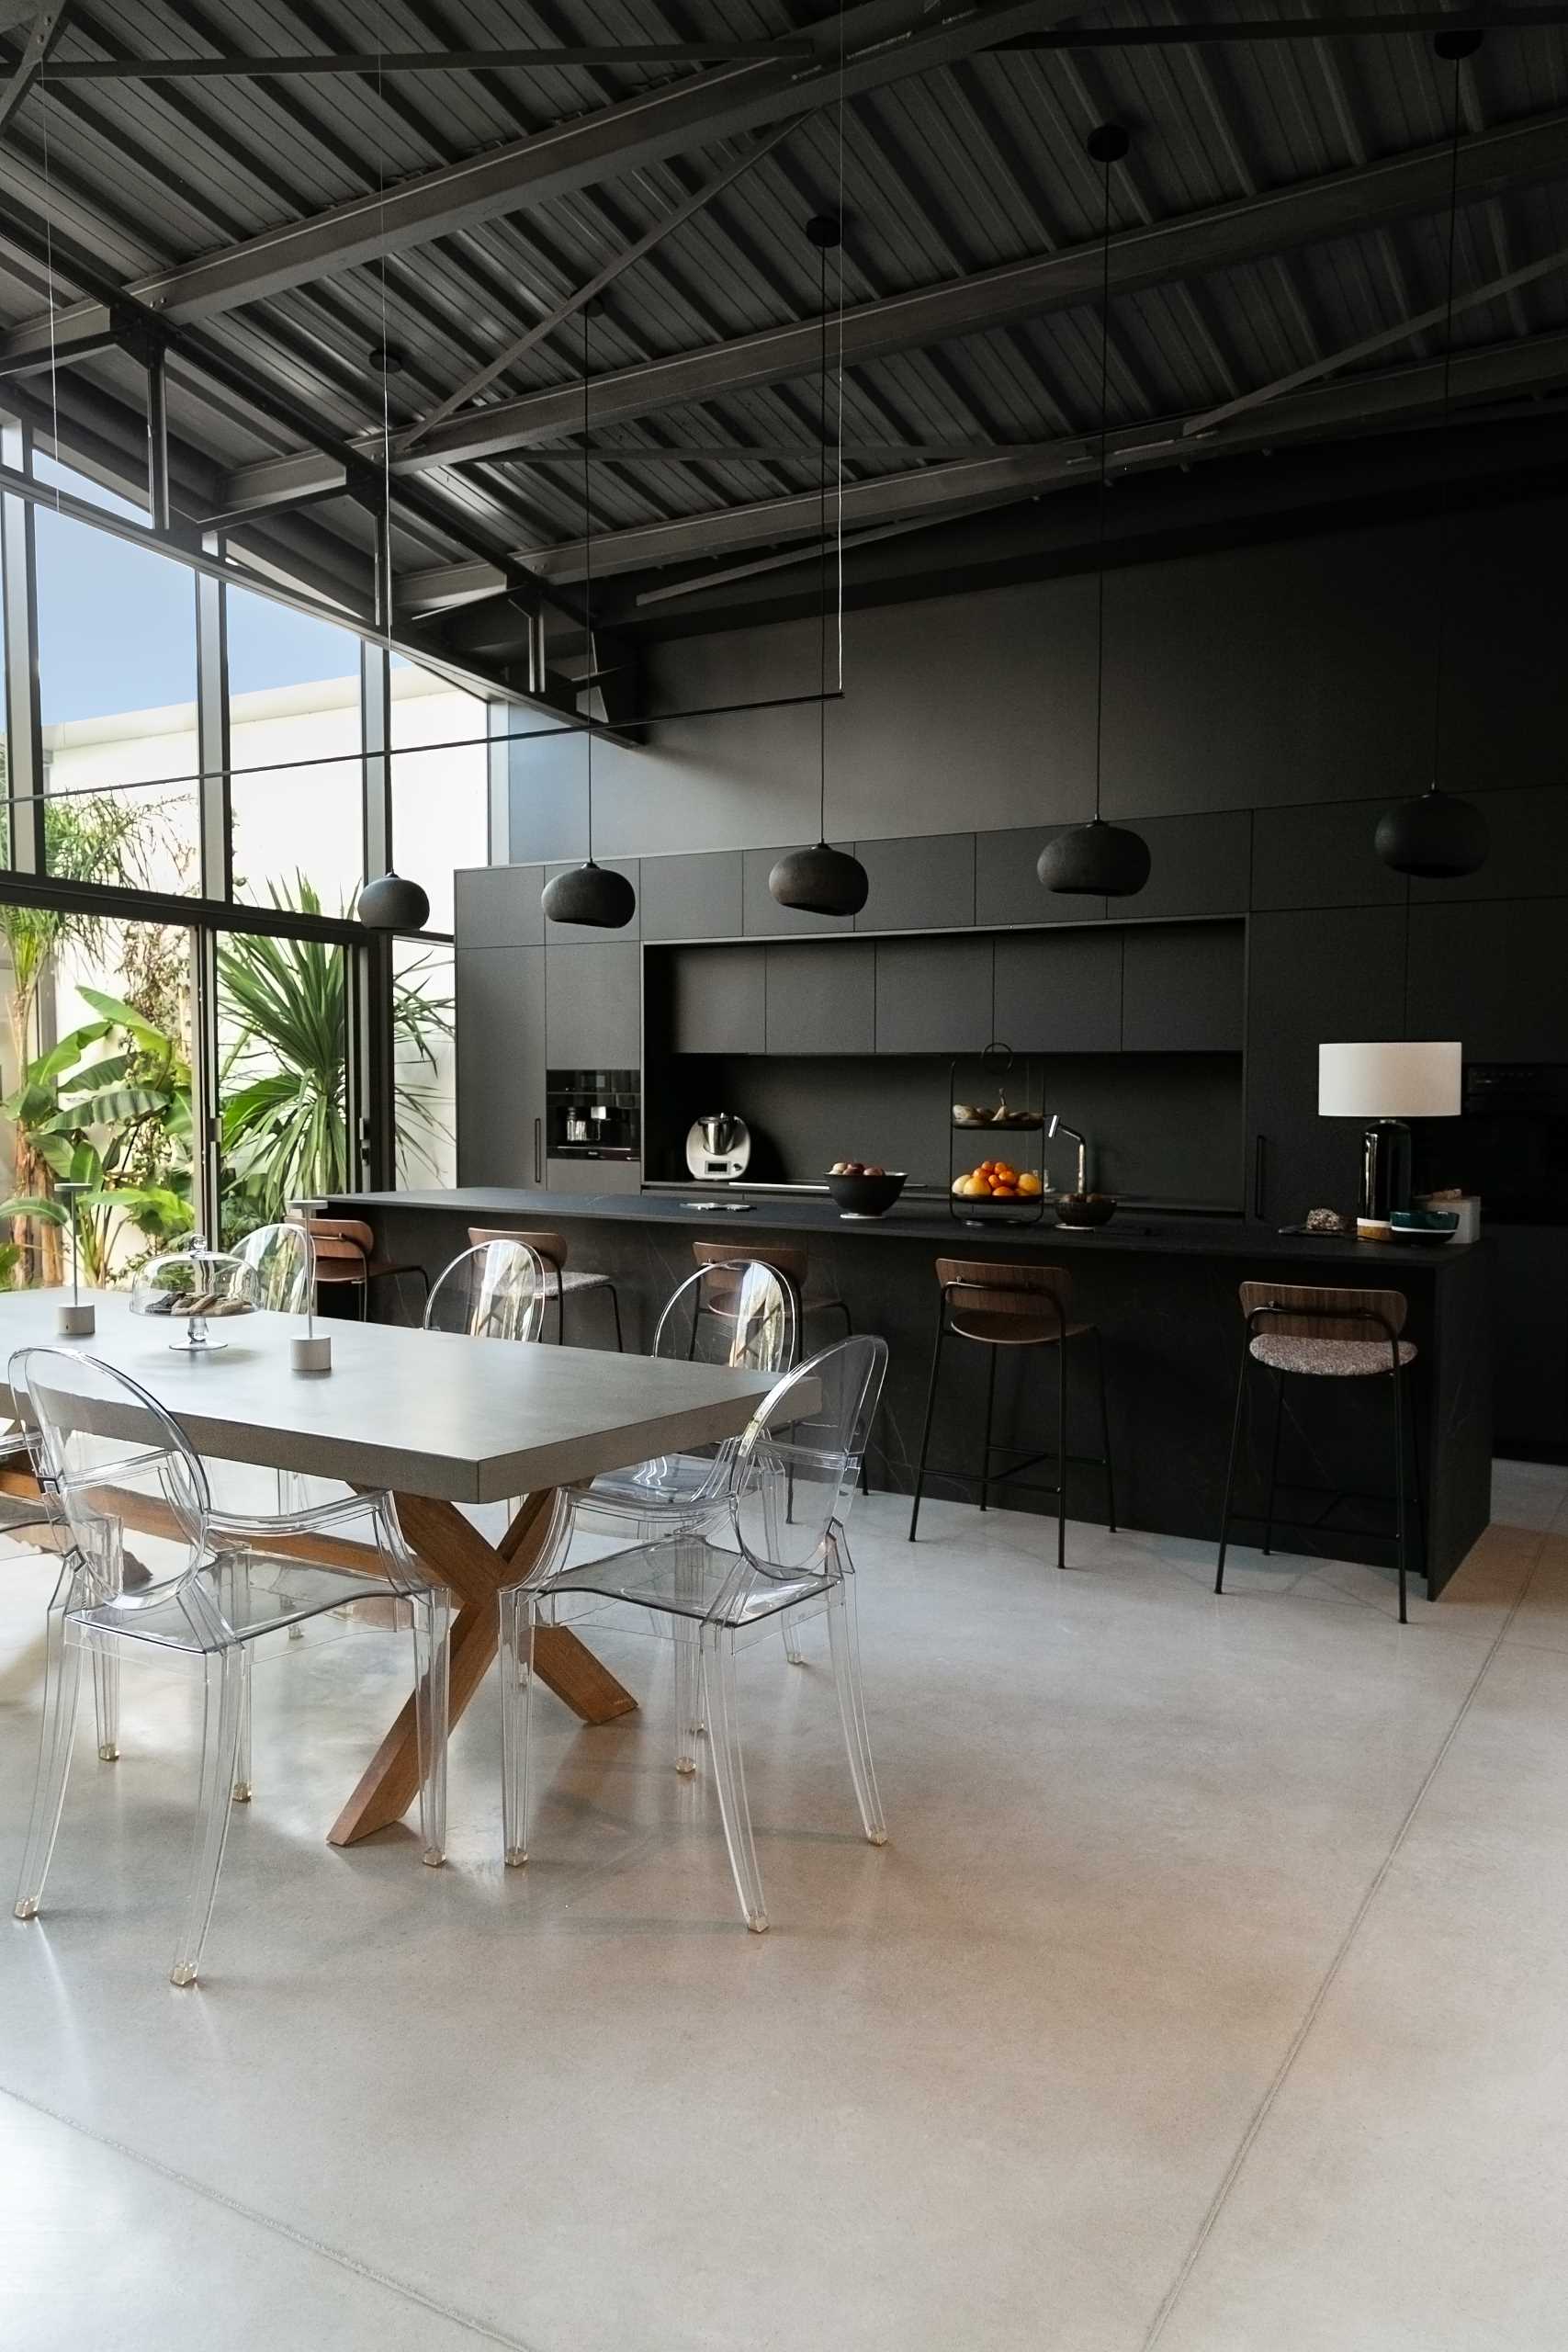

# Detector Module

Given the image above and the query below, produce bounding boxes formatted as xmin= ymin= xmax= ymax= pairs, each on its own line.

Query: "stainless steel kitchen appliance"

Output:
xmin=685 ymin=1111 xmax=751 ymax=1182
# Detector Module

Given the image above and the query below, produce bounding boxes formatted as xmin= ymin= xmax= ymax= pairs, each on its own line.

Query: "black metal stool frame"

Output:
xmin=908 ymin=1275 xmax=1117 ymax=1568
xmin=1214 ymin=1300 xmax=1423 ymax=1623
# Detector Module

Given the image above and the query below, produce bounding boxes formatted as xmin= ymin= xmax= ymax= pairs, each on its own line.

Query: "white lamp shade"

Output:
xmin=1318 ymin=1040 xmax=1462 ymax=1119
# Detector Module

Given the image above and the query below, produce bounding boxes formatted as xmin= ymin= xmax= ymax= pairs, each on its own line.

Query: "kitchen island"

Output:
xmin=329 ymin=1187 xmax=1493 ymax=1596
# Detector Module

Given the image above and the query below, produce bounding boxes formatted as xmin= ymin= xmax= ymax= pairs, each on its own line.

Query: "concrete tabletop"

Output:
xmin=0 ymin=1293 xmax=778 ymax=1506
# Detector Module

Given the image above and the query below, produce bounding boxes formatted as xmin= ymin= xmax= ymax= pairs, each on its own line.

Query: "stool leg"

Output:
xmin=1407 ymin=1378 xmax=1427 ymax=1584
xmin=552 ymin=1270 xmax=565 ymax=1344
xmin=1392 ymin=1365 xmax=1409 ymax=1626
xmin=908 ymin=1310 xmax=947 ymax=1543
xmin=979 ymin=1345 xmax=998 ymax=1513
xmin=607 ymin=1283 xmax=625 ymax=1354
xmin=1261 ymin=1371 xmax=1285 ymax=1556
xmin=1055 ymin=1338 xmax=1068 ymax=1571
xmin=1214 ymin=1347 xmax=1249 ymax=1596
xmin=1092 ymin=1326 xmax=1117 ymax=1532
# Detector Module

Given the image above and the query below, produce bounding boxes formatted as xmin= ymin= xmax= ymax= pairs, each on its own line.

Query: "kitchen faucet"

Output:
xmin=1046 ymin=1114 xmax=1088 ymax=1196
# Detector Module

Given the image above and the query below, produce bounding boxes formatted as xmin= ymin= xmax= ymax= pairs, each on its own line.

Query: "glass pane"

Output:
xmin=393 ymin=938 xmax=456 ymax=1189
xmin=0 ymin=898 xmax=197 ymax=1289
xmin=228 ymin=586 xmax=364 ymax=916
xmin=34 ymin=463 xmax=199 ymax=893
xmin=215 ymin=925 xmax=349 ymax=1247
xmin=389 ymin=659 xmax=488 ymax=933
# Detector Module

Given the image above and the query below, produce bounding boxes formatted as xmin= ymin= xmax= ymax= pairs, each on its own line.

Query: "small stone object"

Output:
xmin=1305 ymin=1206 xmax=1349 ymax=1235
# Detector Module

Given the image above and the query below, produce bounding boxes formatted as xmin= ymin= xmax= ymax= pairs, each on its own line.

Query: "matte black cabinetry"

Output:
xmin=1245 ymin=906 xmax=1406 ymax=1225
xmin=455 ymin=864 xmax=546 ymax=947
xmin=1122 ymin=923 xmax=1244 ymax=1052
xmin=642 ymin=850 xmax=743 ymax=941
xmin=764 ymin=940 xmax=874 ymax=1055
xmin=669 ymin=943 xmax=765 ymax=1056
xmin=994 ymin=929 xmax=1122 ymax=1052
xmin=874 ymin=937 xmax=993 ymax=1054
xmin=457 ymin=944 xmax=546 ymax=1185
xmin=1490 ymin=1227 xmax=1568 ymax=1452
xmin=853 ymin=833 xmax=976 ymax=932
xmin=1405 ymin=899 xmax=1568 ymax=1062
xmin=545 ymin=943 xmax=642 ymax=1068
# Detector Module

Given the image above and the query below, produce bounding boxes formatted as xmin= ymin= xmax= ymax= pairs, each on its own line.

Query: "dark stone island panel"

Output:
xmin=331 ymin=1189 xmax=1494 ymax=1599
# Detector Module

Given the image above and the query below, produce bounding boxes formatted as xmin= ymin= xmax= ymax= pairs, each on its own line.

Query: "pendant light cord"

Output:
xmin=818 ymin=238 xmax=829 ymax=844
xmin=1429 ymin=45 xmax=1464 ymax=793
xmin=1091 ymin=148 xmax=1113 ymax=827
xmin=582 ymin=304 xmax=595 ymax=863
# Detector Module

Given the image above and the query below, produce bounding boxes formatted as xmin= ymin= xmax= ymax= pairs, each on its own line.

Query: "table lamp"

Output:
xmin=1318 ymin=1040 xmax=1462 ymax=1239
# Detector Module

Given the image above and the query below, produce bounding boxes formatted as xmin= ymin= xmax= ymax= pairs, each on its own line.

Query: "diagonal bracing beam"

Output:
xmin=0 ymin=0 xmax=70 ymax=136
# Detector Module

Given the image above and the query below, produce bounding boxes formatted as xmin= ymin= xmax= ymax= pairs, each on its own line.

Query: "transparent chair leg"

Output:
xmin=411 ymin=1584 xmax=451 ymax=1867
xmin=701 ymin=1628 xmax=768 ymax=1932
xmin=673 ymin=1620 xmax=700 ymax=1775
xmin=761 ymin=1463 xmax=806 ymax=1665
xmin=499 ymin=1587 xmax=534 ymax=1867
xmin=220 ymin=1555 xmax=254 ymax=1801
xmin=91 ymin=1652 xmax=120 ymax=1761
xmin=169 ymin=1646 xmax=245 ymax=1987
xmin=13 ymin=1578 xmax=85 ymax=1922
xmin=826 ymin=1572 xmax=886 ymax=1846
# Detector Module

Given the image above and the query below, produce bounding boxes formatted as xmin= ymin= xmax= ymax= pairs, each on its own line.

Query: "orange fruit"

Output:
xmin=1016 ymin=1171 xmax=1043 ymax=1196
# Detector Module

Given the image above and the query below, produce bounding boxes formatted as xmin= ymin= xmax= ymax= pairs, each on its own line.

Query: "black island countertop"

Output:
xmin=329 ymin=1184 xmax=1492 ymax=1598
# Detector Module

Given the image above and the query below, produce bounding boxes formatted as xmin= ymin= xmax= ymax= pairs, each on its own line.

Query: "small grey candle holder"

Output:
xmin=55 ymin=1182 xmax=95 ymax=1337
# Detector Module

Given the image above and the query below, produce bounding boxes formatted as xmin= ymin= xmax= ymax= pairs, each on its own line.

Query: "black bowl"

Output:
xmin=1055 ymin=1193 xmax=1117 ymax=1229
xmin=825 ymin=1170 xmax=907 ymax=1219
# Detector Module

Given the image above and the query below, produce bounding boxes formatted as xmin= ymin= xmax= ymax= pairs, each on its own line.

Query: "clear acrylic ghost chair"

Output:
xmin=423 ymin=1238 xmax=547 ymax=1344
xmin=501 ymin=1335 xmax=888 ymax=1928
xmin=9 ymin=1346 xmax=451 ymax=1986
xmin=231 ymin=1220 xmax=314 ymax=1313
xmin=0 ymin=1414 xmax=117 ymax=1752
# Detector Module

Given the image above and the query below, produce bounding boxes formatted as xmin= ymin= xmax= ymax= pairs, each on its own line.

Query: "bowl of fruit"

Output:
xmin=952 ymin=1159 xmax=1046 ymax=1211
xmin=826 ymin=1163 xmax=908 ymax=1218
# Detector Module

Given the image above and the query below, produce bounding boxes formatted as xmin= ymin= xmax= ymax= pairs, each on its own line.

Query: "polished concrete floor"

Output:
xmin=2 ymin=1465 xmax=1566 ymax=2350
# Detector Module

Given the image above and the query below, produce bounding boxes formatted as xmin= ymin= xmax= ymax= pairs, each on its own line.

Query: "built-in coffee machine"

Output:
xmin=547 ymin=1069 xmax=640 ymax=1163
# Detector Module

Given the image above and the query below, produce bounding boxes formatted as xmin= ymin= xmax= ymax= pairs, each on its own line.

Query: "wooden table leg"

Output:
xmin=327 ymin=1486 xmax=637 ymax=1849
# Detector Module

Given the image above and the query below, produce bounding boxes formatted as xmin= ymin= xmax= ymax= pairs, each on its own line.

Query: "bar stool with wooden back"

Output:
xmin=908 ymin=1258 xmax=1116 ymax=1568
xmin=691 ymin=1238 xmax=864 ymax=1489
xmin=289 ymin=1215 xmax=429 ymax=1323
xmin=468 ymin=1227 xmax=624 ymax=1351
xmin=1215 ymin=1280 xmax=1422 ymax=1623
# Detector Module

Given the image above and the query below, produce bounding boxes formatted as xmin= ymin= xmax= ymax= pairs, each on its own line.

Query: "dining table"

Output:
xmin=0 ymin=1291 xmax=780 ymax=1848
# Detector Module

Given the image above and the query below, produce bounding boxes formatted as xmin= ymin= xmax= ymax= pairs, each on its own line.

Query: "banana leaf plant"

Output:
xmin=0 ymin=985 xmax=195 ymax=1285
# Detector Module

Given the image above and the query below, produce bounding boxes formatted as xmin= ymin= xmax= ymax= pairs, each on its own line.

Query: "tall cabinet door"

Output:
xmin=457 ymin=944 xmax=547 ymax=1185
xmin=1245 ymin=908 xmax=1406 ymax=1227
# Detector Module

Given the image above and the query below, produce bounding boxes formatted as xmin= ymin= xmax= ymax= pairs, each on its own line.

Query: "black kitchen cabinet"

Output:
xmin=457 ymin=944 xmax=547 ymax=1185
xmin=1245 ymin=906 xmax=1407 ymax=1226
xmin=545 ymin=942 xmax=642 ymax=1069
xmin=669 ymin=943 xmax=766 ymax=1056
xmin=764 ymin=940 xmax=874 ymax=1055
xmin=853 ymin=833 xmax=976 ymax=932
xmin=541 ymin=859 xmax=641 ymax=943
xmin=1489 ymin=1227 xmax=1568 ymax=1453
xmin=994 ymin=929 xmax=1122 ymax=1053
xmin=742 ymin=845 xmax=858 ymax=936
xmin=642 ymin=850 xmax=744 ymax=941
xmin=874 ymin=936 xmax=994 ymax=1054
xmin=1249 ymin=799 xmax=1408 ymax=911
xmin=1122 ymin=922 xmax=1244 ymax=1052
xmin=1406 ymin=899 xmax=1568 ymax=1061
xmin=975 ymin=828 xmax=1105 ymax=927
xmin=1124 ymin=813 xmax=1251 ymax=920
xmin=1407 ymin=787 xmax=1568 ymax=909
xmin=455 ymin=863 xmax=545 ymax=947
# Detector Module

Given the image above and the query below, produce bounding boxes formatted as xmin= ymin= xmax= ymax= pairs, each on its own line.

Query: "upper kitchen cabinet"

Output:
xmin=457 ymin=944 xmax=546 ymax=1186
xmin=874 ymin=937 xmax=994 ymax=1054
xmin=853 ymin=834 xmax=976 ymax=932
xmin=545 ymin=942 xmax=642 ymax=1069
xmin=454 ymin=863 xmax=546 ymax=948
xmin=765 ymin=940 xmax=874 ymax=1055
xmin=1122 ymin=923 xmax=1244 ymax=1052
xmin=667 ymin=944 xmax=766 ymax=1057
xmin=1407 ymin=786 xmax=1568 ymax=907
xmin=1406 ymin=900 xmax=1568 ymax=1062
xmin=994 ymin=929 xmax=1122 ymax=1053
xmin=642 ymin=850 xmax=744 ymax=941
xmin=742 ymin=845 xmax=858 ymax=935
xmin=541 ymin=859 xmax=641 ymax=943
xmin=1120 ymin=813 xmax=1250 ymax=920
xmin=975 ymin=829 xmax=1105 ymax=927
xmin=1250 ymin=798 xmax=1409 ymax=910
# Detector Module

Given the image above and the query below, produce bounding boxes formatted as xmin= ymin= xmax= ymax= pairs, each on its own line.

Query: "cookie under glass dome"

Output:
xmin=130 ymin=1237 xmax=259 ymax=1351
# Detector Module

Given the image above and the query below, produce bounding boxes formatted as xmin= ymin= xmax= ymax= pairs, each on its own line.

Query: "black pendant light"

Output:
xmin=1374 ymin=31 xmax=1489 ymax=882
xmin=769 ymin=216 xmax=869 ymax=920
xmin=542 ymin=305 xmax=637 ymax=930
xmin=357 ymin=871 xmax=430 ymax=929
xmin=1040 ymin=127 xmax=1150 ymax=901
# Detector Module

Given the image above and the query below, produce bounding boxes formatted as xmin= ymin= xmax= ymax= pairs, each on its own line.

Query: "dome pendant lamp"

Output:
xmin=1040 ymin=126 xmax=1150 ymax=901
xmin=542 ymin=305 xmax=636 ymax=930
xmin=1374 ymin=32 xmax=1489 ymax=883
xmin=769 ymin=216 xmax=869 ymax=920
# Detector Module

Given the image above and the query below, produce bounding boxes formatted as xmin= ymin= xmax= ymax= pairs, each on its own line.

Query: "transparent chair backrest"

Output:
xmin=233 ymin=1221 xmax=314 ymax=1314
xmin=652 ymin=1261 xmax=796 ymax=1374
xmin=731 ymin=1335 xmax=887 ymax=1576
xmin=424 ymin=1239 xmax=547 ymax=1343
xmin=10 ymin=1347 xmax=209 ymax=1611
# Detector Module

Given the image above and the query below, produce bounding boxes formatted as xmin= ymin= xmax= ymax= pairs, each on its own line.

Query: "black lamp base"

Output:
xmin=1358 ymin=1118 xmax=1411 ymax=1237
